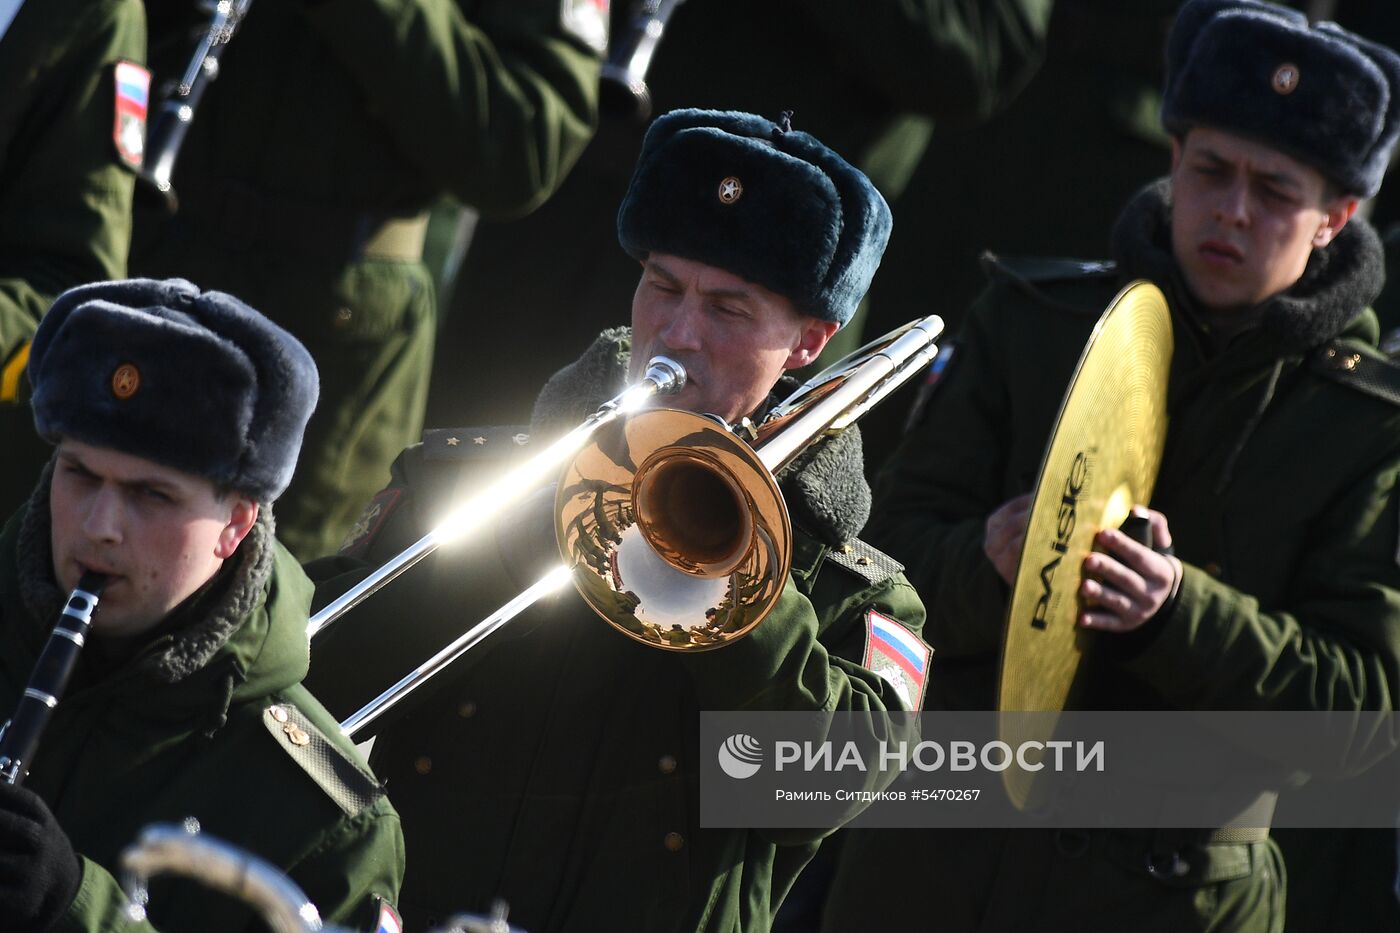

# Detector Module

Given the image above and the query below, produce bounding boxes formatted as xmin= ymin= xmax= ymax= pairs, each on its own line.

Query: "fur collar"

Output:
xmin=531 ymin=328 xmax=871 ymax=547
xmin=17 ymin=459 xmax=275 ymax=684
xmin=1110 ymin=178 xmax=1385 ymax=355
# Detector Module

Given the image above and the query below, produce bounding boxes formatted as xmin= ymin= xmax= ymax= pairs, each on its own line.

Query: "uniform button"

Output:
xmin=457 ymin=701 xmax=477 ymax=719
xmin=664 ymin=832 xmax=684 ymax=852
xmin=414 ymin=756 xmax=432 ymax=775
xmin=658 ymin=755 xmax=677 ymax=774
xmin=1204 ymin=561 xmax=1223 ymax=578
xmin=334 ymin=307 xmax=353 ymax=326
xmin=269 ymin=705 xmax=289 ymax=723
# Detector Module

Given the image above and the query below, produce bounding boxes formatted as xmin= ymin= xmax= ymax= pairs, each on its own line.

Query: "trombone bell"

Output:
xmin=557 ymin=408 xmax=790 ymax=651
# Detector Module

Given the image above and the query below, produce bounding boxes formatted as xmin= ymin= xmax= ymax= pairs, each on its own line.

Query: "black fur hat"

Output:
xmin=28 ymin=278 xmax=318 ymax=502
xmin=1162 ymin=0 xmax=1400 ymax=198
xmin=617 ymin=109 xmax=892 ymax=325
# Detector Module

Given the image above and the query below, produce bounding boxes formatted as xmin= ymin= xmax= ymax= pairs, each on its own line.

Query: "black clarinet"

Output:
xmin=0 ymin=573 xmax=107 ymax=785
xmin=141 ymin=0 xmax=255 ymax=208
xmin=600 ymin=0 xmax=687 ymax=121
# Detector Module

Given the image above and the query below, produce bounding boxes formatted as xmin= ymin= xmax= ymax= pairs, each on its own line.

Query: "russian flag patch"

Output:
xmin=112 ymin=60 xmax=150 ymax=169
xmin=375 ymin=899 xmax=403 ymax=933
xmin=863 ymin=609 xmax=930 ymax=711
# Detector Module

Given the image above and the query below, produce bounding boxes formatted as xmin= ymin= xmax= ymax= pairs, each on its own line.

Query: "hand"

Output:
xmin=983 ymin=493 xmax=1032 ymax=585
xmin=0 ymin=782 xmax=82 ymax=931
xmin=1078 ymin=507 xmax=1182 ymax=633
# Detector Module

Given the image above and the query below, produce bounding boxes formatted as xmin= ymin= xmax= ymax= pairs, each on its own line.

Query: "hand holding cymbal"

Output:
xmin=1078 ymin=509 xmax=1182 ymax=633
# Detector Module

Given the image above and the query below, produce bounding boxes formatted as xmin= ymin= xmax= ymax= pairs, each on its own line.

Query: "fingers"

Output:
xmin=987 ymin=493 xmax=1032 ymax=534
xmin=984 ymin=493 xmax=1033 ymax=585
xmin=1078 ymin=528 xmax=1182 ymax=632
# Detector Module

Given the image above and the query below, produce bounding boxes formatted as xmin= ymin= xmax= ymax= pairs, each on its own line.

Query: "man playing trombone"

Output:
xmin=0 ymin=280 xmax=404 ymax=932
xmin=309 ymin=109 xmax=927 ymax=931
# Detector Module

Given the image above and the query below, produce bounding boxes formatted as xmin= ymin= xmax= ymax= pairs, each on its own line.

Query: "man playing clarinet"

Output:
xmin=0 ymin=279 xmax=404 ymax=932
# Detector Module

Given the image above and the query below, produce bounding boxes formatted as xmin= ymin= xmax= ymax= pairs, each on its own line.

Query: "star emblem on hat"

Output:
xmin=717 ymin=176 xmax=744 ymax=205
xmin=1272 ymin=63 xmax=1300 ymax=96
xmin=111 ymin=363 xmax=140 ymax=400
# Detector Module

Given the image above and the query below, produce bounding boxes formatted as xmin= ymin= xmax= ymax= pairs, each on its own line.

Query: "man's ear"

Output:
xmin=1314 ymin=197 xmax=1360 ymax=248
xmin=215 ymin=497 xmax=259 ymax=560
xmin=784 ymin=319 xmax=840 ymax=370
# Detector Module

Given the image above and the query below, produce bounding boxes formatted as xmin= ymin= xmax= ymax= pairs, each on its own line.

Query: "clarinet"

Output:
xmin=600 ymin=0 xmax=687 ymax=121
xmin=141 ymin=0 xmax=255 ymax=208
xmin=0 ymin=573 xmax=107 ymax=785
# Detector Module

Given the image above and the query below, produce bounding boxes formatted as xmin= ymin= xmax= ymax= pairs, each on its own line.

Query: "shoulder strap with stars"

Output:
xmin=421 ymin=425 xmax=532 ymax=461
xmin=825 ymin=538 xmax=905 ymax=587
xmin=261 ymin=701 xmax=385 ymax=817
xmin=1309 ymin=341 xmax=1400 ymax=407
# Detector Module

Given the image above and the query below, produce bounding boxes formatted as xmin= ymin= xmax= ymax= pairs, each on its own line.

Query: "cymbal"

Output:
xmin=997 ymin=280 xmax=1173 ymax=809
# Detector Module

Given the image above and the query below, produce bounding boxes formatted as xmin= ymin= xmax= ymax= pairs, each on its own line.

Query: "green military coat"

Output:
xmin=132 ymin=0 xmax=602 ymax=560
xmin=827 ymin=182 xmax=1400 ymax=931
xmin=0 ymin=0 xmax=145 ymax=519
xmin=306 ymin=330 xmax=927 ymax=931
xmin=0 ymin=494 xmax=404 ymax=932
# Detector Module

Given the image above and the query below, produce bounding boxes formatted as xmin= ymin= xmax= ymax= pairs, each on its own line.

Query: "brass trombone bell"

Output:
xmin=557 ymin=408 xmax=789 ymax=651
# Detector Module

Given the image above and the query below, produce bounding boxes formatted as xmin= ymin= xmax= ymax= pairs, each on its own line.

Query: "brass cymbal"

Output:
xmin=998 ymin=280 xmax=1173 ymax=809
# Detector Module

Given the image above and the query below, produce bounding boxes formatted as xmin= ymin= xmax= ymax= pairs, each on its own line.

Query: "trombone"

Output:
xmin=338 ymin=315 xmax=943 ymax=737
xmin=308 ymin=356 xmax=686 ymax=640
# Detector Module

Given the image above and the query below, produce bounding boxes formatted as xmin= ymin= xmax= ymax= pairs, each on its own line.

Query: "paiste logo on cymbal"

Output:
xmin=111 ymin=363 xmax=141 ymax=400
xmin=1272 ymin=63 xmax=1300 ymax=95
xmin=717 ymin=176 xmax=743 ymax=205
xmin=1031 ymin=450 xmax=1090 ymax=631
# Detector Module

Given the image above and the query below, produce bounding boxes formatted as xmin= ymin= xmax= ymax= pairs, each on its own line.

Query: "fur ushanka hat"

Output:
xmin=28 ymin=278 xmax=318 ymax=502
xmin=1162 ymin=0 xmax=1400 ymax=198
xmin=617 ymin=109 xmax=892 ymax=325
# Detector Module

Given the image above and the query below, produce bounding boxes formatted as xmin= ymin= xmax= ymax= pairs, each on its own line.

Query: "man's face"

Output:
xmin=1170 ymin=127 xmax=1358 ymax=313
xmin=629 ymin=254 xmax=837 ymax=423
xmin=49 ymin=439 xmax=258 ymax=639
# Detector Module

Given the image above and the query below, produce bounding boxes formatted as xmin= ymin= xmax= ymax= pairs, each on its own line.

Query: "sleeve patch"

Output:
xmin=561 ymin=0 xmax=609 ymax=53
xmin=339 ymin=487 xmax=404 ymax=558
xmin=863 ymin=609 xmax=930 ymax=711
xmin=374 ymin=898 xmax=403 ymax=933
xmin=113 ymin=61 xmax=150 ymax=170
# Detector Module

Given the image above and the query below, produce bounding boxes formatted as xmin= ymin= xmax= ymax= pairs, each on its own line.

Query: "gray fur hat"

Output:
xmin=28 ymin=278 xmax=318 ymax=502
xmin=1162 ymin=0 xmax=1400 ymax=198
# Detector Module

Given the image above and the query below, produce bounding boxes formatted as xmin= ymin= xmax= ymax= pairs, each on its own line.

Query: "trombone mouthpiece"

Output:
xmin=643 ymin=356 xmax=686 ymax=396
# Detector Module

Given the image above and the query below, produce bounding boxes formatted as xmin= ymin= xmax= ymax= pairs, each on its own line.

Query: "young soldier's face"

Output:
xmin=1170 ymin=127 xmax=1358 ymax=313
xmin=630 ymin=254 xmax=837 ymax=423
xmin=48 ymin=439 xmax=258 ymax=638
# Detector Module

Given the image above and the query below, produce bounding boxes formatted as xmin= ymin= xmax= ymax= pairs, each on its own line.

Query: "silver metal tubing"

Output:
xmin=121 ymin=820 xmax=327 ymax=933
xmin=306 ymin=357 xmax=684 ymax=640
xmin=340 ymin=565 xmax=573 ymax=738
